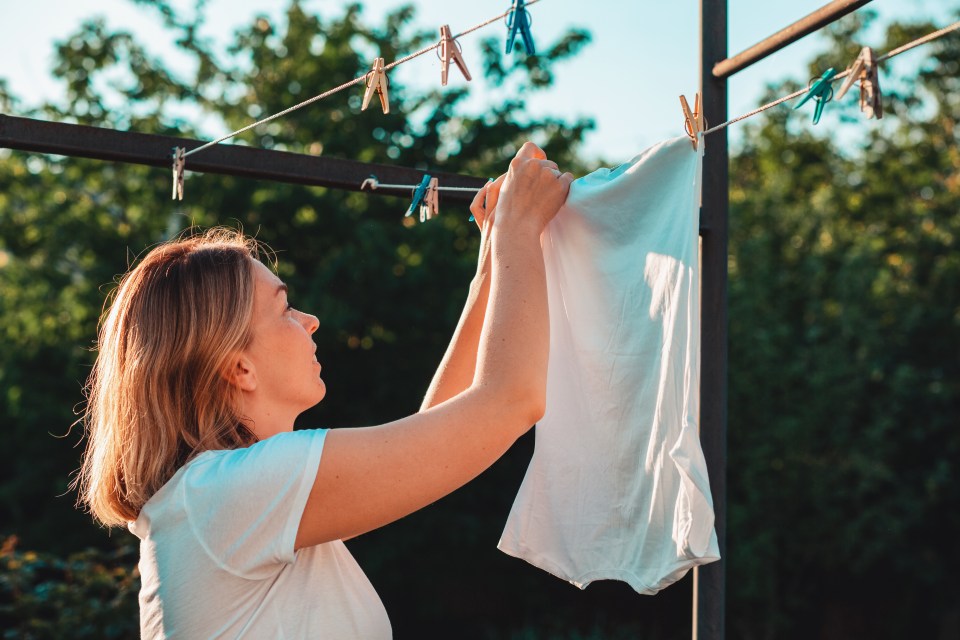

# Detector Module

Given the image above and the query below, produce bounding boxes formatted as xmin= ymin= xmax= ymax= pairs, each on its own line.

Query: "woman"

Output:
xmin=74 ymin=142 xmax=573 ymax=638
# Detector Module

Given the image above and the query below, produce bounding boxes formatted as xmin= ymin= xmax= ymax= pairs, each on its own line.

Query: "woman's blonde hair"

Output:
xmin=75 ymin=228 xmax=267 ymax=526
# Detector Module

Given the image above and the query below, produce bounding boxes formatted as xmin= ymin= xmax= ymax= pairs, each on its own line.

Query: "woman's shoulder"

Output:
xmin=181 ymin=428 xmax=329 ymax=490
xmin=131 ymin=429 xmax=328 ymax=535
xmin=193 ymin=428 xmax=328 ymax=468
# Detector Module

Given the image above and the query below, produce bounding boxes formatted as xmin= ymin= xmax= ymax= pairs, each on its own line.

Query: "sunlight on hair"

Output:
xmin=73 ymin=227 xmax=274 ymax=526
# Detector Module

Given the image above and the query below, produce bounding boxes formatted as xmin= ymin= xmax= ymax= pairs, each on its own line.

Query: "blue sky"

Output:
xmin=1 ymin=0 xmax=955 ymax=163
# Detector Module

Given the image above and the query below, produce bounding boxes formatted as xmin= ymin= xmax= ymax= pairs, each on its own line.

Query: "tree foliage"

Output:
xmin=0 ymin=0 xmax=593 ymax=548
xmin=1 ymin=2 xmax=958 ymax=638
xmin=1 ymin=1 xmax=657 ymax=637
xmin=726 ymin=11 xmax=960 ymax=638
xmin=0 ymin=536 xmax=138 ymax=639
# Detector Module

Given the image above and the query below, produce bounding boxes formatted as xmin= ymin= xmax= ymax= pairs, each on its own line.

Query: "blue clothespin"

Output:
xmin=405 ymin=174 xmax=432 ymax=218
xmin=794 ymin=68 xmax=837 ymax=125
xmin=505 ymin=0 xmax=535 ymax=55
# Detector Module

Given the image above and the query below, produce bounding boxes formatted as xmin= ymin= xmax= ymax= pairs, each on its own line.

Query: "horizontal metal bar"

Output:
xmin=712 ymin=0 xmax=874 ymax=79
xmin=0 ymin=115 xmax=486 ymax=202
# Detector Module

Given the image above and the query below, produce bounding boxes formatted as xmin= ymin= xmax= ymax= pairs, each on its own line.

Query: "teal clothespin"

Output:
xmin=405 ymin=174 xmax=432 ymax=218
xmin=506 ymin=0 xmax=535 ymax=55
xmin=794 ymin=67 xmax=837 ymax=125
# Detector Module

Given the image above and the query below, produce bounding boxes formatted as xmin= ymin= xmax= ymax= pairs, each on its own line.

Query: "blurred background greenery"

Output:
xmin=1 ymin=1 xmax=958 ymax=638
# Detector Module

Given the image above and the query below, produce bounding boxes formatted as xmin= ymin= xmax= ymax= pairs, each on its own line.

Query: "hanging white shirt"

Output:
xmin=498 ymin=135 xmax=720 ymax=594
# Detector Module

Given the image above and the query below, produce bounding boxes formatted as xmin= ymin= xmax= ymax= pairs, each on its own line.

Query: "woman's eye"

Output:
xmin=285 ymin=302 xmax=294 ymax=312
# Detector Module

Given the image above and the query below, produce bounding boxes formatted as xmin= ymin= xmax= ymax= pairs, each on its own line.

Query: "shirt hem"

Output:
xmin=497 ymin=538 xmax=720 ymax=595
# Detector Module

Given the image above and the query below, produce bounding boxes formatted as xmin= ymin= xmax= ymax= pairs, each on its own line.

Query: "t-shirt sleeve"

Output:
xmin=181 ymin=428 xmax=328 ymax=579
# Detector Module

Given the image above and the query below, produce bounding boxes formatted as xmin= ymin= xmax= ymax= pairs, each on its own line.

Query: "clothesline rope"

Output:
xmin=183 ymin=0 xmax=543 ymax=159
xmin=178 ymin=13 xmax=957 ymax=179
xmin=876 ymin=19 xmax=960 ymax=63
xmin=372 ymin=185 xmax=478 ymax=192
xmin=331 ymin=19 xmax=960 ymax=196
xmin=703 ymin=20 xmax=960 ymax=136
xmin=362 ymin=177 xmax=479 ymax=192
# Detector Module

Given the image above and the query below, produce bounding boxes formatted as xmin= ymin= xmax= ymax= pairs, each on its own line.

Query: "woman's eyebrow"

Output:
xmin=275 ymin=283 xmax=288 ymax=297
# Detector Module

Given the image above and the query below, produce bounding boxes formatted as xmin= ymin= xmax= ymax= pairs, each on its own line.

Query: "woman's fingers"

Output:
xmin=469 ymin=174 xmax=508 ymax=230
xmin=469 ymin=181 xmax=491 ymax=228
xmin=474 ymin=143 xmax=573 ymax=234
xmin=515 ymin=141 xmax=547 ymax=161
xmin=484 ymin=174 xmax=507 ymax=218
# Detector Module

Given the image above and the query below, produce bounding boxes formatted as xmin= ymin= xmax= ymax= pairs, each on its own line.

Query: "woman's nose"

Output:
xmin=300 ymin=311 xmax=320 ymax=334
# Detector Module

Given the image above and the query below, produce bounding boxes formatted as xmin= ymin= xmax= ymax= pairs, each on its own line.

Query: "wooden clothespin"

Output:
xmin=835 ymin=47 xmax=882 ymax=120
xmin=171 ymin=147 xmax=185 ymax=201
xmin=420 ymin=177 xmax=440 ymax=222
xmin=679 ymin=93 xmax=705 ymax=150
xmin=794 ymin=68 xmax=837 ymax=125
xmin=405 ymin=175 xmax=433 ymax=218
xmin=362 ymin=57 xmax=390 ymax=114
xmin=506 ymin=0 xmax=535 ymax=55
xmin=438 ymin=25 xmax=471 ymax=86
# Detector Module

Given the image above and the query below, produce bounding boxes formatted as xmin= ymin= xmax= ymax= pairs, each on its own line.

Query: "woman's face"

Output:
xmin=242 ymin=259 xmax=325 ymax=420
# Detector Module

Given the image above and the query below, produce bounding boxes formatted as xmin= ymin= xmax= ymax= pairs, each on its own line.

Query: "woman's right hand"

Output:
xmin=494 ymin=142 xmax=574 ymax=234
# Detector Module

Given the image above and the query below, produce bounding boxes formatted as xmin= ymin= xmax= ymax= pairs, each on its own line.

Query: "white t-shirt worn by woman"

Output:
xmin=129 ymin=428 xmax=392 ymax=639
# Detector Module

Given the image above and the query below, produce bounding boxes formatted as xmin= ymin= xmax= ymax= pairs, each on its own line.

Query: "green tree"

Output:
xmin=3 ymin=2 xmax=672 ymax=637
xmin=726 ymin=11 xmax=960 ymax=638
xmin=0 ymin=536 xmax=139 ymax=639
xmin=0 ymin=0 xmax=591 ymax=548
xmin=4 ymin=2 xmax=958 ymax=637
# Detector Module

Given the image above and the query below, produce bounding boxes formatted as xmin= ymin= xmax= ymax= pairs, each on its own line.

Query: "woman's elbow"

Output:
xmin=473 ymin=382 xmax=545 ymax=431
xmin=525 ymin=405 xmax=546 ymax=428
xmin=515 ymin=385 xmax=546 ymax=426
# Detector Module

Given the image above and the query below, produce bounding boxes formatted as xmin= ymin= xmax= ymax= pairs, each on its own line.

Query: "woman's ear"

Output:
xmin=225 ymin=353 xmax=257 ymax=392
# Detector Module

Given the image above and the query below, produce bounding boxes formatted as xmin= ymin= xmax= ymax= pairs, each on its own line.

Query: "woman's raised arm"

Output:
xmin=295 ymin=143 xmax=573 ymax=549
xmin=418 ymin=169 xmax=520 ymax=411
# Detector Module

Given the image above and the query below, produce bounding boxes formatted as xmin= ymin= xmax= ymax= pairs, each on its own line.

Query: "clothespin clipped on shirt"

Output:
xmin=420 ymin=177 xmax=440 ymax=222
xmin=794 ymin=68 xmax=837 ymax=125
xmin=679 ymin=93 xmax=705 ymax=150
xmin=362 ymin=57 xmax=390 ymax=114
xmin=505 ymin=0 xmax=535 ymax=55
xmin=835 ymin=47 xmax=883 ymax=120
xmin=405 ymin=174 xmax=433 ymax=218
xmin=438 ymin=25 xmax=471 ymax=86
xmin=171 ymin=147 xmax=185 ymax=201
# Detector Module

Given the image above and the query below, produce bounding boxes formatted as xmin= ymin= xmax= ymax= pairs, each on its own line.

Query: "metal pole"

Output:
xmin=712 ymin=0 xmax=874 ymax=78
xmin=696 ymin=0 xmax=728 ymax=637
xmin=0 ymin=114 xmax=485 ymax=201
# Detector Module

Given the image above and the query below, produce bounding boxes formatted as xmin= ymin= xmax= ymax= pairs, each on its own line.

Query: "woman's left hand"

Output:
xmin=469 ymin=174 xmax=507 ymax=230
